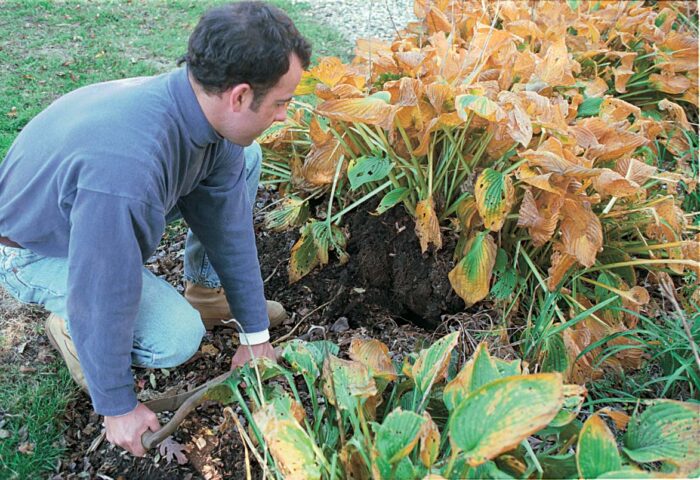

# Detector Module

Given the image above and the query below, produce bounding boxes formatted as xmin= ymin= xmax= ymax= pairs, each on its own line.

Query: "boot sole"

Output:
xmin=45 ymin=317 xmax=88 ymax=392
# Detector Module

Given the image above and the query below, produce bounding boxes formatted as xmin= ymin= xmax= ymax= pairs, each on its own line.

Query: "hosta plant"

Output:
xmin=213 ymin=332 xmax=700 ymax=479
xmin=260 ymin=0 xmax=699 ymax=383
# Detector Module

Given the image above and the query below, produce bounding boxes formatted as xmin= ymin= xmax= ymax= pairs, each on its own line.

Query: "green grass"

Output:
xmin=0 ymin=365 xmax=75 ymax=479
xmin=0 ymin=0 xmax=347 ymax=475
xmin=0 ymin=0 xmax=349 ymax=158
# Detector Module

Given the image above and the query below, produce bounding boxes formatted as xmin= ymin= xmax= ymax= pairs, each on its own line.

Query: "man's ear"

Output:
xmin=228 ymin=83 xmax=253 ymax=112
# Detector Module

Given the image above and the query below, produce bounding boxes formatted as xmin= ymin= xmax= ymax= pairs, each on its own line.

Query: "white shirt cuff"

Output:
xmin=238 ymin=329 xmax=270 ymax=345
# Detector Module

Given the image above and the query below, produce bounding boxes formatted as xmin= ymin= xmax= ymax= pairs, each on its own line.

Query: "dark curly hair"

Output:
xmin=178 ymin=1 xmax=311 ymax=111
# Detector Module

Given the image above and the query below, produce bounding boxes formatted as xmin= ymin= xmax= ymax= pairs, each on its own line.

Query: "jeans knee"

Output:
xmin=157 ymin=309 xmax=205 ymax=367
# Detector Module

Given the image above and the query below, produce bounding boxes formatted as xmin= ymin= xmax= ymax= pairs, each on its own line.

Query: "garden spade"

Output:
xmin=140 ymin=370 xmax=238 ymax=450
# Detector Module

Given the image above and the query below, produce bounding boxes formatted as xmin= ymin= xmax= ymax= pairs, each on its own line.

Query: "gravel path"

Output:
xmin=293 ymin=0 xmax=416 ymax=46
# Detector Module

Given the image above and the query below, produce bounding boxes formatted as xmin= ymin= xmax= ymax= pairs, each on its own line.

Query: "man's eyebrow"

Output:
xmin=278 ymin=96 xmax=294 ymax=103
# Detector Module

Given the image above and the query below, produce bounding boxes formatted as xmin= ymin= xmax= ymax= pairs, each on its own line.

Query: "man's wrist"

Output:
xmin=238 ymin=329 xmax=270 ymax=345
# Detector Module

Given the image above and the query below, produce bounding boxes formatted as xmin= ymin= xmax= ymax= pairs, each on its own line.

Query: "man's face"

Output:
xmin=220 ymin=54 xmax=303 ymax=146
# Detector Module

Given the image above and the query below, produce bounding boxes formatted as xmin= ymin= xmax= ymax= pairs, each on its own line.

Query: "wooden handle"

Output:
xmin=141 ymin=387 xmax=210 ymax=450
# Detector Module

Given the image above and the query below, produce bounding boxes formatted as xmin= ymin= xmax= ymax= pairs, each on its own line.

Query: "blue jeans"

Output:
xmin=0 ymin=143 xmax=262 ymax=369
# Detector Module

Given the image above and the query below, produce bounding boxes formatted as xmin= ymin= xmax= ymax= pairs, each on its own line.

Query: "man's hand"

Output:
xmin=104 ymin=402 xmax=160 ymax=457
xmin=231 ymin=341 xmax=277 ymax=369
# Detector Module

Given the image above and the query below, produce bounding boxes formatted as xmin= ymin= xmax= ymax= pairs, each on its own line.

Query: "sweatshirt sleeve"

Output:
xmin=67 ymin=188 xmax=164 ymax=416
xmin=177 ymin=148 xmax=268 ymax=335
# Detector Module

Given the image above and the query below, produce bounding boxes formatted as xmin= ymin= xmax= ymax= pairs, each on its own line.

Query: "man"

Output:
xmin=0 ymin=2 xmax=310 ymax=457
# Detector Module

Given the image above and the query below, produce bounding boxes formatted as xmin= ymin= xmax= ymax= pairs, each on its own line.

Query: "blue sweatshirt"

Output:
xmin=0 ymin=68 xmax=268 ymax=415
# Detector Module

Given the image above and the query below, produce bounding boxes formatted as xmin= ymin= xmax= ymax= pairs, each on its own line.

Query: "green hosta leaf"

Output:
xmin=455 ymin=94 xmax=500 ymax=121
xmin=374 ymin=187 xmax=410 ymax=215
xmin=242 ymin=356 xmax=290 ymax=382
xmin=493 ymin=358 xmax=522 ymax=377
xmin=622 ymin=400 xmax=700 ymax=471
xmin=307 ymin=340 xmax=340 ymax=366
xmin=540 ymin=333 xmax=569 ymax=374
xmin=474 ymin=168 xmax=515 ymax=232
xmin=347 ymin=155 xmax=393 ymax=191
xmin=577 ymin=97 xmax=604 ymax=118
xmin=411 ymin=331 xmax=460 ymax=396
xmin=449 ymin=231 xmax=497 ymax=306
xmin=264 ymin=195 xmax=308 ymax=232
xmin=577 ymin=414 xmax=622 ymax=478
xmin=322 ymin=355 xmax=377 ymax=411
xmin=310 ymin=221 xmax=347 ymax=265
xmin=375 ymin=455 xmax=416 ymax=480
xmin=375 ymin=408 xmax=426 ymax=463
xmin=491 ymin=249 xmax=518 ymax=300
xmin=539 ymin=453 xmax=578 ymax=480
xmin=491 ymin=267 xmax=517 ymax=300
xmin=445 ymin=458 xmax=515 ymax=479
xmin=253 ymin=403 xmax=322 ymax=480
xmin=598 ymin=469 xmax=678 ymax=479
xmin=550 ymin=384 xmax=587 ymax=428
xmin=444 ymin=342 xmax=502 ymax=411
xmin=282 ymin=339 xmax=324 ymax=379
xmin=448 ymin=373 xmax=564 ymax=466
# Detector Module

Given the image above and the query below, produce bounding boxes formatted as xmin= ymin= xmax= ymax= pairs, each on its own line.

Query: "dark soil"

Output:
xmin=260 ymin=202 xmax=465 ymax=331
xmin=42 ymin=195 xmax=485 ymax=479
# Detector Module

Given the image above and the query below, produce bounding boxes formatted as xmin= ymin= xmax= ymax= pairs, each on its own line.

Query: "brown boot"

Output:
xmin=184 ymin=282 xmax=287 ymax=330
xmin=45 ymin=313 xmax=88 ymax=392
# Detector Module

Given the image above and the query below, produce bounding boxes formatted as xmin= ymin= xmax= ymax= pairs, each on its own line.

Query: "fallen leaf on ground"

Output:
xmin=17 ymin=442 xmax=34 ymax=454
xmin=159 ymin=436 xmax=189 ymax=465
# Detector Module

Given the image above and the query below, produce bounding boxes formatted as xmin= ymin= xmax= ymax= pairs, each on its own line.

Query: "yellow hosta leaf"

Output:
xmin=505 ymin=19 xmax=543 ymax=40
xmin=330 ymin=83 xmax=364 ymax=99
xmin=474 ymin=168 xmax=515 ymax=232
xmin=415 ymin=197 xmax=443 ymax=253
xmin=614 ymin=158 xmax=657 ymax=186
xmin=418 ymin=412 xmax=440 ymax=468
xmin=348 ymin=338 xmax=397 ymax=381
xmin=449 ymin=232 xmax=497 ymax=306
xmin=521 ymin=149 xmax=599 ymax=179
xmin=589 ymin=129 xmax=647 ymax=162
xmin=592 ymin=169 xmax=640 ymax=197
xmin=455 ymin=94 xmax=502 ymax=122
xmin=599 ymin=97 xmax=641 ymax=123
xmin=650 ymin=73 xmax=691 ymax=94
xmin=577 ymin=414 xmax=622 ymax=479
xmin=316 ymin=92 xmax=396 ymax=129
xmin=517 ymin=189 xmax=563 ymax=247
xmin=599 ymin=407 xmax=631 ymax=431
xmin=253 ymin=403 xmax=322 ymax=480
xmin=560 ymin=199 xmax=603 ymax=268
xmin=301 ymin=135 xmax=345 ymax=186
xmin=425 ymin=6 xmax=452 ymax=33
xmin=425 ymin=82 xmax=453 ymax=114
xmin=310 ymin=56 xmax=347 ymax=87
xmin=339 ymin=444 xmax=370 ymax=480
xmin=584 ymin=77 xmax=609 ymax=97
xmin=547 ymin=244 xmax=577 ymax=291
xmin=294 ymin=71 xmax=320 ymax=96
xmin=533 ymin=37 xmax=577 ymax=87
xmin=658 ymin=98 xmax=692 ymax=130
xmin=322 ymin=356 xmax=377 ymax=411
xmin=499 ymin=92 xmax=533 ymax=147
xmin=411 ymin=331 xmax=460 ymax=395
xmin=289 ymin=225 xmax=321 ymax=284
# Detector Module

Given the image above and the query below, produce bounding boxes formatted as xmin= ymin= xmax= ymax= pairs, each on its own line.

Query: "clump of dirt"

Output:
xmin=260 ymin=204 xmax=465 ymax=330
